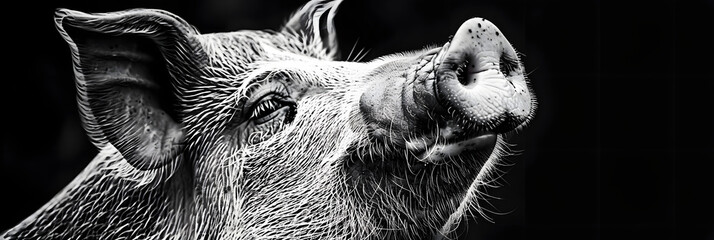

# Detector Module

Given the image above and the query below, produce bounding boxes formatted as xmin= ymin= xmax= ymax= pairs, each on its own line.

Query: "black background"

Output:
xmin=2 ymin=0 xmax=713 ymax=239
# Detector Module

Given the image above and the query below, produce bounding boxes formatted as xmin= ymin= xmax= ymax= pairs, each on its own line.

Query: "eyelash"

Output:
xmin=251 ymin=98 xmax=282 ymax=119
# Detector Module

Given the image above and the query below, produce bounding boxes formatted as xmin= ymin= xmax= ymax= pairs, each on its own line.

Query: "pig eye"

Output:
xmin=249 ymin=94 xmax=297 ymax=125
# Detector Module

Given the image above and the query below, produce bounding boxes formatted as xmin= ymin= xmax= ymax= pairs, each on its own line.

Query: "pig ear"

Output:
xmin=283 ymin=0 xmax=343 ymax=59
xmin=55 ymin=9 xmax=203 ymax=170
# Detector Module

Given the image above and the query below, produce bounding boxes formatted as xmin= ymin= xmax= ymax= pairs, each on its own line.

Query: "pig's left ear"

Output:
xmin=55 ymin=9 xmax=204 ymax=170
xmin=283 ymin=0 xmax=343 ymax=60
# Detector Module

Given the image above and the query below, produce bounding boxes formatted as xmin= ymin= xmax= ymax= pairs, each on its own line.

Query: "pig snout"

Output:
xmin=360 ymin=18 xmax=533 ymax=156
xmin=436 ymin=18 xmax=532 ymax=134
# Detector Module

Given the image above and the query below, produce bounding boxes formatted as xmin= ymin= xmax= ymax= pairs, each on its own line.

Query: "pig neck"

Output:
xmin=3 ymin=146 xmax=192 ymax=239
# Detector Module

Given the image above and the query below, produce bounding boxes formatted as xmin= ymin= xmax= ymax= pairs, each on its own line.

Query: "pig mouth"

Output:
xmin=404 ymin=118 xmax=498 ymax=163
xmin=405 ymin=130 xmax=497 ymax=164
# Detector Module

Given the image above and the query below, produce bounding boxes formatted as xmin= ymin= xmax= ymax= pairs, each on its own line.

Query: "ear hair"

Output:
xmin=283 ymin=0 xmax=344 ymax=60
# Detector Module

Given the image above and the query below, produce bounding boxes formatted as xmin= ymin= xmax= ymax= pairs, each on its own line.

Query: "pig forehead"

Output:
xmin=249 ymin=60 xmax=367 ymax=83
xmin=199 ymin=31 xmax=328 ymax=66
xmin=198 ymin=31 xmax=370 ymax=86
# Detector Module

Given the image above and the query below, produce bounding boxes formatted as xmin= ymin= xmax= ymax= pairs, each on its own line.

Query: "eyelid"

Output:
xmin=240 ymin=76 xmax=294 ymax=121
xmin=241 ymin=70 xmax=294 ymax=97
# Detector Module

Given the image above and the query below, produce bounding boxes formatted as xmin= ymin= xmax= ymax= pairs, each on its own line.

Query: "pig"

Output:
xmin=1 ymin=0 xmax=535 ymax=239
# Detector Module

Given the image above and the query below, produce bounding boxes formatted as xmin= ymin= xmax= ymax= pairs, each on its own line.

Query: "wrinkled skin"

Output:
xmin=1 ymin=1 xmax=535 ymax=239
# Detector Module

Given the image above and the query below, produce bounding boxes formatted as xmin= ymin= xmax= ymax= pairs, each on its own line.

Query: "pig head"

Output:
xmin=2 ymin=0 xmax=535 ymax=239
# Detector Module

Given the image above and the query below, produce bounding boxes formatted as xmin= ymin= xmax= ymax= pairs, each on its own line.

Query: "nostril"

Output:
xmin=455 ymin=59 xmax=471 ymax=85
